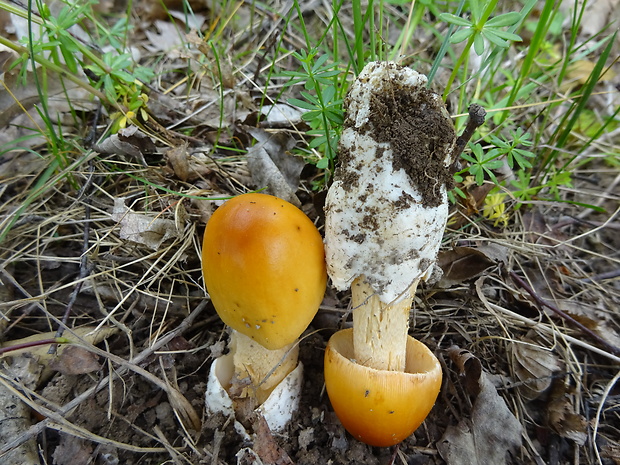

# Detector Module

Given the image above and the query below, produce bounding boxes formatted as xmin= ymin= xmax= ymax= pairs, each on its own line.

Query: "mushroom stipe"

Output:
xmin=324 ymin=61 xmax=454 ymax=446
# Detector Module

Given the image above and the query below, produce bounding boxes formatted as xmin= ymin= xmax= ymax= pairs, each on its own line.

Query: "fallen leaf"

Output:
xmin=236 ymin=447 xmax=264 ymax=465
xmin=49 ymin=345 xmax=101 ymax=375
xmin=0 ymin=327 xmax=117 ymax=384
xmin=111 ymin=198 xmax=180 ymax=249
xmin=439 ymin=347 xmax=522 ymax=465
xmin=561 ymin=59 xmax=617 ymax=92
xmin=437 ymin=247 xmax=496 ymax=287
xmin=447 ymin=346 xmax=483 ymax=397
xmin=547 ymin=381 xmax=588 ymax=445
xmin=563 ymin=0 xmax=620 ymax=38
xmin=260 ymin=103 xmax=306 ymax=126
xmin=511 ymin=338 xmax=561 ymax=401
xmin=601 ymin=443 xmax=620 ymax=464
xmin=0 ymin=356 xmax=40 ymax=464
xmin=93 ymin=126 xmax=157 ymax=165
xmin=165 ymin=141 xmax=191 ymax=182
xmin=144 ymin=20 xmax=186 ymax=54
xmin=246 ymin=128 xmax=305 ymax=207
xmin=52 ymin=433 xmax=93 ymax=465
xmin=251 ymin=414 xmax=295 ymax=465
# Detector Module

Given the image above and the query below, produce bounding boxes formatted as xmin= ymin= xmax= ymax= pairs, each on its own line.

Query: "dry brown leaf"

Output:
xmin=561 ymin=59 xmax=617 ymax=92
xmin=602 ymin=443 xmax=620 ymax=464
xmin=511 ymin=339 xmax=561 ymax=400
xmin=0 ymin=356 xmax=40 ymax=464
xmin=111 ymin=198 xmax=180 ymax=250
xmin=439 ymin=347 xmax=522 ymax=465
xmin=49 ymin=345 xmax=101 ymax=376
xmin=437 ymin=247 xmax=496 ymax=287
xmin=165 ymin=141 xmax=191 ymax=182
xmin=547 ymin=381 xmax=588 ymax=445
xmin=246 ymin=128 xmax=304 ymax=207
xmin=93 ymin=125 xmax=157 ymax=165
xmin=52 ymin=433 xmax=93 ymax=465
xmin=251 ymin=414 xmax=295 ymax=465
xmin=236 ymin=448 xmax=264 ymax=465
xmin=0 ymin=327 xmax=117 ymax=384
xmin=447 ymin=345 xmax=483 ymax=397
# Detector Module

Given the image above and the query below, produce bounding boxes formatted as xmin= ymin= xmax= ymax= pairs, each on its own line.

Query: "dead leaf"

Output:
xmin=165 ymin=141 xmax=191 ymax=181
xmin=522 ymin=210 xmax=569 ymax=248
xmin=560 ymin=59 xmax=617 ymax=93
xmin=236 ymin=448 xmax=264 ymax=465
xmin=144 ymin=20 xmax=186 ymax=54
xmin=0 ymin=327 xmax=118 ymax=384
xmin=439 ymin=347 xmax=522 ymax=465
xmin=601 ymin=443 xmax=620 ymax=464
xmin=246 ymin=128 xmax=304 ymax=206
xmin=49 ymin=345 xmax=101 ymax=375
xmin=52 ymin=433 xmax=93 ymax=465
xmin=169 ymin=10 xmax=206 ymax=31
xmin=561 ymin=0 xmax=620 ymax=38
xmin=0 ymin=356 xmax=39 ymax=464
xmin=511 ymin=338 xmax=561 ymax=401
xmin=111 ymin=198 xmax=180 ymax=249
xmin=447 ymin=346 xmax=483 ymax=397
xmin=260 ymin=104 xmax=306 ymax=126
xmin=437 ymin=247 xmax=496 ymax=287
xmin=251 ymin=414 xmax=295 ymax=465
xmin=547 ymin=381 xmax=588 ymax=445
xmin=93 ymin=126 xmax=157 ymax=165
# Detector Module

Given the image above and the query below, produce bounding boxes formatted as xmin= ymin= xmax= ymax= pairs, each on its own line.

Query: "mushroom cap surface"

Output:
xmin=324 ymin=61 xmax=456 ymax=303
xmin=202 ymin=193 xmax=326 ymax=350
xmin=324 ymin=328 xmax=442 ymax=447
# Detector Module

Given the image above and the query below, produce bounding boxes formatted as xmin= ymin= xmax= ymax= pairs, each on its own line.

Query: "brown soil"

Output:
xmin=367 ymin=79 xmax=456 ymax=207
xmin=1 ymin=2 xmax=619 ymax=465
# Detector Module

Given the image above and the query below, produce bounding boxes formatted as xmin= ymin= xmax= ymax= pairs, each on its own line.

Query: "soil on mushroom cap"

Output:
xmin=361 ymin=74 xmax=455 ymax=208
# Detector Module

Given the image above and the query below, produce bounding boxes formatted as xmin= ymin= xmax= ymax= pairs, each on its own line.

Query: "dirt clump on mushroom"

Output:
xmin=365 ymin=78 xmax=456 ymax=208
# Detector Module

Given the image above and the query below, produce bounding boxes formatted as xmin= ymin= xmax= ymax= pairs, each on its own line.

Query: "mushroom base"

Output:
xmin=230 ymin=330 xmax=299 ymax=404
xmin=205 ymin=354 xmax=303 ymax=433
xmin=324 ymin=328 xmax=442 ymax=447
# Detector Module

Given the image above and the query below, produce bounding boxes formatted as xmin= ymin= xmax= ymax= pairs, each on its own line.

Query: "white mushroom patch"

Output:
xmin=325 ymin=62 xmax=456 ymax=303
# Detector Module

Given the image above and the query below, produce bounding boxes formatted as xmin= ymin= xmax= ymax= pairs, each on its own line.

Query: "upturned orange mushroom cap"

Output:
xmin=324 ymin=329 xmax=442 ymax=447
xmin=202 ymin=193 xmax=327 ymax=350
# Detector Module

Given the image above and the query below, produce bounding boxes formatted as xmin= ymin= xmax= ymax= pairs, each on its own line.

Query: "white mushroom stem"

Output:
xmin=352 ymin=277 xmax=420 ymax=372
xmin=230 ymin=330 xmax=299 ymax=404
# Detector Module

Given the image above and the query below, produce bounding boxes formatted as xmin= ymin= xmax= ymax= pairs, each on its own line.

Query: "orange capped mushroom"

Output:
xmin=202 ymin=192 xmax=326 ymax=411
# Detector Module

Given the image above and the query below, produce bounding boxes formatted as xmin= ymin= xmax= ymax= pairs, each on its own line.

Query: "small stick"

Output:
xmin=388 ymin=443 xmax=401 ymax=465
xmin=49 ymin=163 xmax=96 ymax=353
xmin=509 ymin=271 xmax=620 ymax=356
xmin=0 ymin=301 xmax=208 ymax=458
xmin=451 ymin=103 xmax=487 ymax=161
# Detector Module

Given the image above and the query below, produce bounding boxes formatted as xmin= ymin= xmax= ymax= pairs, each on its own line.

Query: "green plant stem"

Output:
xmin=351 ymin=0 xmax=365 ymax=74
xmin=0 ymin=0 xmax=43 ymax=24
xmin=442 ymin=0 xmax=498 ymax=100
xmin=540 ymin=32 xmax=617 ymax=177
xmin=0 ymin=338 xmax=70 ymax=356
xmin=0 ymin=36 xmax=116 ymax=107
xmin=500 ymin=0 xmax=555 ymax=123
xmin=392 ymin=1 xmax=424 ymax=61
xmin=442 ymin=34 xmax=474 ymax=100
xmin=428 ymin=0 xmax=466 ymax=86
